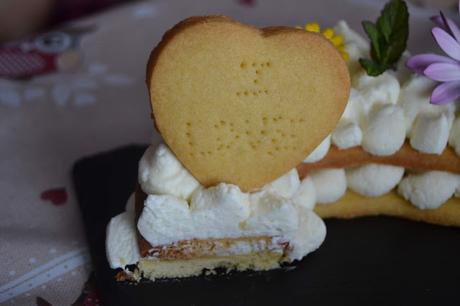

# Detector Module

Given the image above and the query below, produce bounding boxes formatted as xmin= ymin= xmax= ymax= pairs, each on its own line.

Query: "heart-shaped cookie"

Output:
xmin=147 ymin=16 xmax=350 ymax=191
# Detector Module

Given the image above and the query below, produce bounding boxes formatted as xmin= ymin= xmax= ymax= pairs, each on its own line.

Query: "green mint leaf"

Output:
xmin=362 ymin=21 xmax=382 ymax=61
xmin=359 ymin=58 xmax=388 ymax=76
xmin=360 ymin=0 xmax=409 ymax=76
xmin=378 ymin=0 xmax=409 ymax=64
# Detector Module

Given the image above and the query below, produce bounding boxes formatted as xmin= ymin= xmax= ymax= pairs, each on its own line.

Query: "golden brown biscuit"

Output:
xmin=147 ymin=16 xmax=350 ymax=191
xmin=315 ymin=190 xmax=460 ymax=227
xmin=297 ymin=142 xmax=460 ymax=176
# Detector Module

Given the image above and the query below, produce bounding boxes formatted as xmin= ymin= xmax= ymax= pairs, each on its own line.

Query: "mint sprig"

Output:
xmin=359 ymin=0 xmax=409 ymax=76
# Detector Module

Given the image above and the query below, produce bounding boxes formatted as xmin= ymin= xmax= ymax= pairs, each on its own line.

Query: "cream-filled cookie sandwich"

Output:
xmin=297 ymin=10 xmax=460 ymax=227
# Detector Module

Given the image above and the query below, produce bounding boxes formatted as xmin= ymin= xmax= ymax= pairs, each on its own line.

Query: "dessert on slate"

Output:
xmin=106 ymin=0 xmax=460 ymax=282
xmin=106 ymin=16 xmax=350 ymax=280
xmin=299 ymin=1 xmax=460 ymax=226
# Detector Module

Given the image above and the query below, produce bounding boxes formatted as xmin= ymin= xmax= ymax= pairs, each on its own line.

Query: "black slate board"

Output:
xmin=73 ymin=145 xmax=460 ymax=306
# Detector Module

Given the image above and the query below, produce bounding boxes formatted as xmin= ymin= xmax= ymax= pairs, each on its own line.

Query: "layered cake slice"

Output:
xmin=107 ymin=144 xmax=326 ymax=280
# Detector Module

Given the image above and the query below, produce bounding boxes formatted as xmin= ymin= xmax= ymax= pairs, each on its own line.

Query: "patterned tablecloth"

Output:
xmin=0 ymin=0 xmax=445 ymax=304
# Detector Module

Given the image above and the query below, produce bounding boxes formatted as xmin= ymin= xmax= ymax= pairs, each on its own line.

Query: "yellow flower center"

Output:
xmin=303 ymin=22 xmax=349 ymax=61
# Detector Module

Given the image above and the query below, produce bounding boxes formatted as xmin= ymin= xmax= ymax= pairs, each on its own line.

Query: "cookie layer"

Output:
xmin=297 ymin=142 xmax=460 ymax=176
xmin=315 ymin=190 xmax=460 ymax=227
xmin=137 ymin=252 xmax=283 ymax=280
xmin=147 ymin=16 xmax=350 ymax=191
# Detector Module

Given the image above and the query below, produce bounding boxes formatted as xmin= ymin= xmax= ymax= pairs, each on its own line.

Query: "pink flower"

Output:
xmin=406 ymin=2 xmax=460 ymax=105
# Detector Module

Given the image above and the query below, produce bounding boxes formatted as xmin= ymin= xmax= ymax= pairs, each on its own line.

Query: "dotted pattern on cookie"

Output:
xmin=185 ymin=116 xmax=304 ymax=158
xmin=236 ymin=60 xmax=271 ymax=98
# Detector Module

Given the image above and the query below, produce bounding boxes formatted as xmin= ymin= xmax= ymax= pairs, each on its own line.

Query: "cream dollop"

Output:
xmin=246 ymin=191 xmax=299 ymax=236
xmin=138 ymin=144 xmax=200 ymax=200
xmin=353 ymin=71 xmax=400 ymax=115
xmin=393 ymin=51 xmax=413 ymax=84
xmin=346 ymin=164 xmax=404 ymax=197
xmin=137 ymin=194 xmax=193 ymax=246
xmin=397 ymin=171 xmax=460 ymax=209
xmin=124 ymin=192 xmax=135 ymax=213
xmin=287 ymin=211 xmax=326 ymax=261
xmin=191 ymin=183 xmax=251 ymax=236
xmin=310 ymin=169 xmax=347 ymax=204
xmin=332 ymin=88 xmax=365 ymax=149
xmin=106 ymin=210 xmax=140 ymax=269
xmin=410 ymin=112 xmax=450 ymax=155
xmin=362 ymin=104 xmax=406 ymax=156
xmin=304 ymin=135 xmax=331 ymax=163
xmin=449 ymin=116 xmax=460 ymax=155
xmin=292 ymin=176 xmax=316 ymax=210
xmin=332 ymin=121 xmax=363 ymax=149
xmin=262 ymin=169 xmax=300 ymax=198
xmin=341 ymin=88 xmax=366 ymax=123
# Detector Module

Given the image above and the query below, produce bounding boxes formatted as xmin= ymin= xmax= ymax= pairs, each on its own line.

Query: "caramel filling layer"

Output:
xmin=297 ymin=142 xmax=460 ymax=178
xmin=145 ymin=236 xmax=288 ymax=260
